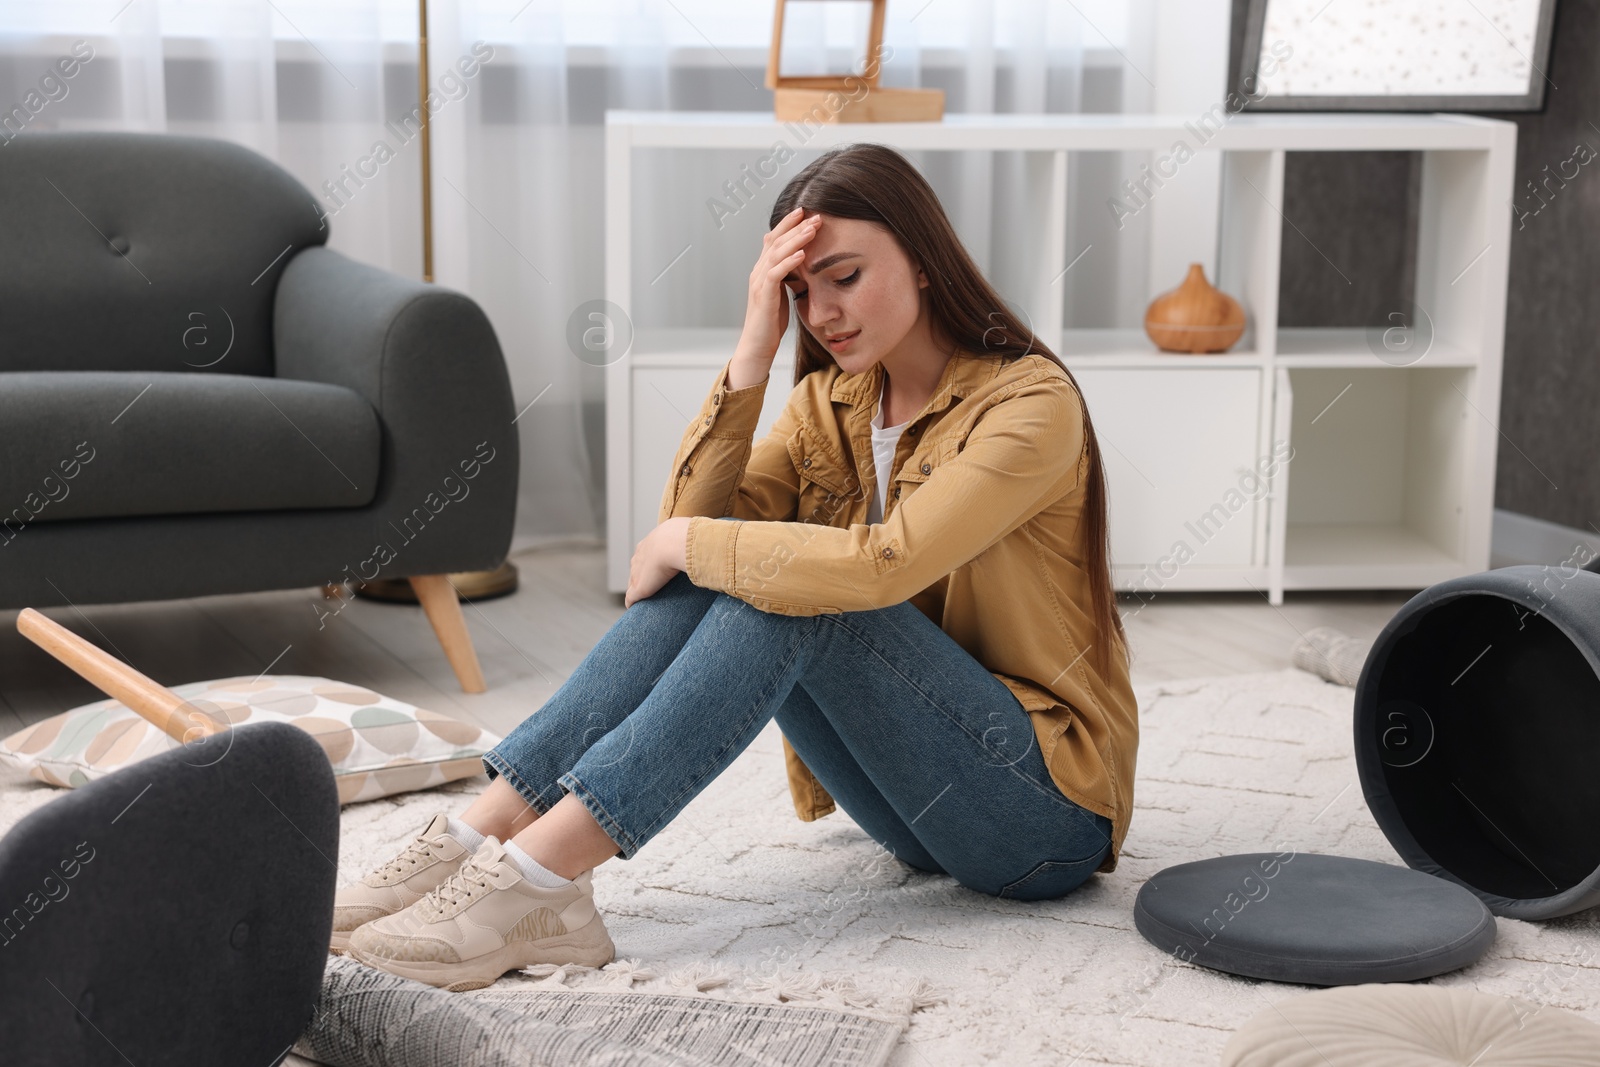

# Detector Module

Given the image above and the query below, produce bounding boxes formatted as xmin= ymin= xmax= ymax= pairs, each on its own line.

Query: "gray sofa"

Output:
xmin=0 ymin=131 xmax=518 ymax=691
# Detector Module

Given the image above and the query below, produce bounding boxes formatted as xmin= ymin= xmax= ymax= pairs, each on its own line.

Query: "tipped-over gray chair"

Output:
xmin=0 ymin=720 xmax=340 ymax=1066
xmin=0 ymin=132 xmax=518 ymax=692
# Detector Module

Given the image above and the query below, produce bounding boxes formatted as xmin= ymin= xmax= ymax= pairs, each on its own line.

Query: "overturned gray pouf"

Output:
xmin=1133 ymin=852 xmax=1496 ymax=986
xmin=1221 ymin=982 xmax=1600 ymax=1066
xmin=1355 ymin=565 xmax=1600 ymax=920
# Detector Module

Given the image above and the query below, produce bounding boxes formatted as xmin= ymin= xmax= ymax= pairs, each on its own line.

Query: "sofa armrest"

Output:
xmin=273 ymin=246 xmax=519 ymax=576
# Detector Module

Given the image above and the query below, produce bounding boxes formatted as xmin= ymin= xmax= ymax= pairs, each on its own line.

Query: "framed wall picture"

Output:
xmin=1239 ymin=0 xmax=1560 ymax=111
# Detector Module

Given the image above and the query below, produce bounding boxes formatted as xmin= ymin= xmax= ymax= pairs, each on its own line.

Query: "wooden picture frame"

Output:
xmin=765 ymin=0 xmax=943 ymax=123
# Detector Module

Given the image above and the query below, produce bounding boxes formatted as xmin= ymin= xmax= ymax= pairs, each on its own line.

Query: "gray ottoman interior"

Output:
xmin=1133 ymin=852 xmax=1496 ymax=985
xmin=1355 ymin=565 xmax=1600 ymax=920
xmin=0 ymin=721 xmax=339 ymax=1066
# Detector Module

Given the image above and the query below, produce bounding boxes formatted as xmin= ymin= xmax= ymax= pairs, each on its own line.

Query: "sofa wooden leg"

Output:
xmin=408 ymin=575 xmax=487 ymax=694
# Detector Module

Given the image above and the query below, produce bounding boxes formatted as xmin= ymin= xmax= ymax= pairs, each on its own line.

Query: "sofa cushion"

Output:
xmin=0 ymin=131 xmax=326 ymax=376
xmin=0 ymin=371 xmax=379 ymax=523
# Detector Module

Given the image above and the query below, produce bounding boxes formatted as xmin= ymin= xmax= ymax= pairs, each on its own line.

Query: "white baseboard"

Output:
xmin=1491 ymin=508 xmax=1600 ymax=568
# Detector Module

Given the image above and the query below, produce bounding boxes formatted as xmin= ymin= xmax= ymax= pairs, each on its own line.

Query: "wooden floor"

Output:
xmin=0 ymin=545 xmax=1413 ymax=738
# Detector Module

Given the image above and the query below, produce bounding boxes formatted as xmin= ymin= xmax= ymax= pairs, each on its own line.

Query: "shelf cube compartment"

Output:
xmin=1281 ymin=366 xmax=1477 ymax=590
xmin=1271 ymin=149 xmax=1494 ymax=369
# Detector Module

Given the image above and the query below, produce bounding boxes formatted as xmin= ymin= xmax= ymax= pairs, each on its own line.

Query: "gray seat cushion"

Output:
xmin=0 ymin=370 xmax=378 ymax=523
xmin=0 ymin=720 xmax=338 ymax=1066
xmin=1133 ymin=852 xmax=1497 ymax=985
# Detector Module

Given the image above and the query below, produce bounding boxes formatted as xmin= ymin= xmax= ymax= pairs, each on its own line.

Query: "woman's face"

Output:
xmin=783 ymin=213 xmax=928 ymax=369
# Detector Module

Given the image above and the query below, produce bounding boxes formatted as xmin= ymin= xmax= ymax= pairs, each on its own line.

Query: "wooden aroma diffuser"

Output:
xmin=767 ymin=0 xmax=943 ymax=123
xmin=1144 ymin=263 xmax=1246 ymax=354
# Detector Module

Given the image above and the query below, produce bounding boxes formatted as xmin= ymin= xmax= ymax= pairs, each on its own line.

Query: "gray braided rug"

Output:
xmin=291 ymin=956 xmax=906 ymax=1067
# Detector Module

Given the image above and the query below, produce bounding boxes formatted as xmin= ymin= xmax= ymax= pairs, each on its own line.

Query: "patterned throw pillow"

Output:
xmin=0 ymin=675 xmax=500 ymax=805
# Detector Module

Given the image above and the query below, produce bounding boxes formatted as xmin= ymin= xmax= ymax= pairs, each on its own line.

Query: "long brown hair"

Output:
xmin=769 ymin=143 xmax=1127 ymax=672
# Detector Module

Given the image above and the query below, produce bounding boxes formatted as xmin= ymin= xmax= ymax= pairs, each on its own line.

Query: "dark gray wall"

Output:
xmin=1230 ymin=0 xmax=1600 ymax=534
xmin=1276 ymin=150 xmax=1419 ymax=329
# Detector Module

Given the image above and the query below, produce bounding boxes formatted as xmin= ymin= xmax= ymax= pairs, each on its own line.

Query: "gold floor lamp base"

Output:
xmin=352 ymin=561 xmax=520 ymax=603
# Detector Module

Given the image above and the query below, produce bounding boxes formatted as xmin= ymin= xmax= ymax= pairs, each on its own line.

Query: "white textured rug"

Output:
xmin=5 ymin=668 xmax=1598 ymax=1066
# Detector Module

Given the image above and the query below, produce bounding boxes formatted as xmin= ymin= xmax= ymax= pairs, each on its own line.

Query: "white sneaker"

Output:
xmin=329 ymin=812 xmax=478 ymax=954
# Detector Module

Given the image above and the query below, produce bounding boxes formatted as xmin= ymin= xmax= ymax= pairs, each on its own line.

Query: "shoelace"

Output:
xmin=420 ymin=856 xmax=496 ymax=915
xmin=371 ymin=833 xmax=438 ymax=882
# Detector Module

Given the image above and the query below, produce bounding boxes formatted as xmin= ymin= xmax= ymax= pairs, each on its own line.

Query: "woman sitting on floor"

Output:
xmin=330 ymin=142 xmax=1139 ymax=992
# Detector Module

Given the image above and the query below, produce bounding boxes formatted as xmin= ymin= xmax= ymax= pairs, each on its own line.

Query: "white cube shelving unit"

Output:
xmin=605 ymin=111 xmax=1516 ymax=605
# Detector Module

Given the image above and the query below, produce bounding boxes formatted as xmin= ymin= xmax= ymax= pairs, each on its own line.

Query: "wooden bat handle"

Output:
xmin=16 ymin=607 xmax=225 ymax=744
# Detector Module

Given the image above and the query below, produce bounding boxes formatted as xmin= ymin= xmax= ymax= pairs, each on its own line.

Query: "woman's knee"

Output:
xmin=646 ymin=569 xmax=716 ymax=608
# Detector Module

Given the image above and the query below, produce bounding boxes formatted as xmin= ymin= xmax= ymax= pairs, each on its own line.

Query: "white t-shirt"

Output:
xmin=867 ymin=379 xmax=911 ymax=524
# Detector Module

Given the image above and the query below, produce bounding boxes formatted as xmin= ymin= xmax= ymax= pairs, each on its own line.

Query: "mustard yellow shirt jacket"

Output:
xmin=659 ymin=349 xmax=1139 ymax=874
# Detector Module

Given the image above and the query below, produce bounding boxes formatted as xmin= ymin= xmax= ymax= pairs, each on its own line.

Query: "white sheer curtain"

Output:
xmin=0 ymin=0 xmax=1158 ymax=555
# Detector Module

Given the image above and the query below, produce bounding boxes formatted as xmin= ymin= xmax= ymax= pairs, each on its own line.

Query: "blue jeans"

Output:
xmin=482 ymin=521 xmax=1113 ymax=901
